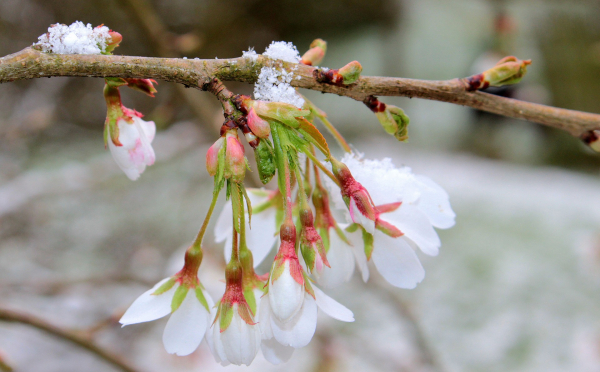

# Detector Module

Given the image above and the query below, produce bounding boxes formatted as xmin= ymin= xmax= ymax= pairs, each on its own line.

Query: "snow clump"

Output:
xmin=35 ymin=21 xmax=111 ymax=54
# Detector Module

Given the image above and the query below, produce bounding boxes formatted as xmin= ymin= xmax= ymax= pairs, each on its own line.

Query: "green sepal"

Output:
xmin=303 ymin=272 xmax=316 ymax=299
xmin=104 ymin=77 xmax=128 ymax=88
xmin=195 ymin=287 xmax=210 ymax=312
xmin=333 ymin=224 xmax=351 ymax=245
xmin=214 ymin=144 xmax=227 ymax=192
xmin=301 ymin=239 xmax=317 ymax=272
xmin=103 ymin=119 xmax=109 ymax=148
xmin=270 ymin=259 xmax=286 ymax=283
xmin=171 ymin=285 xmax=189 ymax=312
xmin=219 ymin=302 xmax=234 ymax=332
xmin=318 ymin=226 xmax=330 ymax=254
xmin=237 ymin=301 xmax=256 ymax=325
xmin=243 ymin=287 xmax=257 ymax=316
xmin=152 ymin=278 xmax=177 ymax=296
xmin=362 ymin=229 xmax=374 ymax=261
xmin=388 ymin=106 xmax=410 ymax=142
xmin=253 ymin=139 xmax=276 ymax=184
xmin=346 ymin=223 xmax=360 ymax=233
xmin=241 ymin=183 xmax=253 ymax=228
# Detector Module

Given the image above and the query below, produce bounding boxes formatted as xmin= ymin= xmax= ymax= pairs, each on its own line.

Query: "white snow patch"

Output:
xmin=263 ymin=41 xmax=300 ymax=63
xmin=252 ymin=41 xmax=304 ymax=108
xmin=242 ymin=47 xmax=258 ymax=61
xmin=35 ymin=21 xmax=111 ymax=54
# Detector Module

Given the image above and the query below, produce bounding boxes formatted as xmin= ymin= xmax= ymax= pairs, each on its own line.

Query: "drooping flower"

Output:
xmin=326 ymin=153 xmax=455 ymax=288
xmin=206 ymin=260 xmax=261 ymax=366
xmin=107 ymin=113 xmax=156 ymax=181
xmin=259 ymin=283 xmax=354 ymax=352
xmin=119 ymin=248 xmax=212 ymax=356
xmin=104 ymin=79 xmax=156 ymax=181
xmin=215 ymin=188 xmax=280 ymax=267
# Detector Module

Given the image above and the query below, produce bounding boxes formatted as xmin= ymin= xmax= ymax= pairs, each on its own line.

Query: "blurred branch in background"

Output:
xmin=0 ymin=307 xmax=139 ymax=372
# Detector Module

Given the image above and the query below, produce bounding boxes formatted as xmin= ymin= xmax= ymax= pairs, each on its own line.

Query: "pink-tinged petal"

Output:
xmin=119 ymin=278 xmax=176 ymax=326
xmin=132 ymin=118 xmax=156 ymax=166
xmin=383 ymin=204 xmax=441 ymax=256
xmin=261 ymin=338 xmax=295 ymax=365
xmin=415 ymin=175 xmax=456 ymax=229
xmin=269 ymin=261 xmax=305 ymax=322
xmin=314 ymin=232 xmax=355 ymax=288
xmin=270 ymin=293 xmax=317 ymax=348
xmin=162 ymin=288 xmax=211 ymax=356
xmin=313 ymin=285 xmax=354 ymax=322
xmin=108 ymin=138 xmax=142 ymax=181
xmin=372 ymin=232 xmax=425 ymax=289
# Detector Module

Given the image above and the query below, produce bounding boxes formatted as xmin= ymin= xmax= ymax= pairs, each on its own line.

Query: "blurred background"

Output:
xmin=1 ymin=0 xmax=600 ymax=371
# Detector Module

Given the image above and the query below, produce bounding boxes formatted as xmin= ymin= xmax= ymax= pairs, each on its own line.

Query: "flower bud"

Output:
xmin=124 ymin=78 xmax=158 ymax=97
xmin=225 ymin=131 xmax=246 ymax=182
xmin=300 ymin=38 xmax=327 ymax=66
xmin=465 ymin=56 xmax=531 ymax=91
xmin=338 ymin=61 xmax=362 ymax=84
xmin=104 ymin=29 xmax=122 ymax=54
xmin=582 ymin=130 xmax=600 ymax=152
xmin=246 ymin=108 xmax=271 ymax=138
xmin=299 ymin=208 xmax=330 ymax=274
xmin=331 ymin=158 xmax=377 ymax=233
xmin=364 ymin=96 xmax=409 ymax=142
xmin=206 ymin=136 xmax=225 ymax=176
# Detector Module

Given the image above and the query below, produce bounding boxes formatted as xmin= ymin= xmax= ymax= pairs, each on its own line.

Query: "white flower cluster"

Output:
xmin=253 ymin=41 xmax=305 ymax=108
xmin=35 ymin=21 xmax=111 ymax=54
xmin=118 ymin=153 xmax=454 ymax=365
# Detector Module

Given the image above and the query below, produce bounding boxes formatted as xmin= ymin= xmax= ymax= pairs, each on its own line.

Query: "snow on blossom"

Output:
xmin=253 ymin=41 xmax=304 ymax=108
xmin=35 ymin=21 xmax=111 ymax=54
xmin=324 ymin=153 xmax=455 ymax=288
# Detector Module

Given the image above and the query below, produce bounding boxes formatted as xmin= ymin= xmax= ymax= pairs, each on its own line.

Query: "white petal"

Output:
xmin=271 ymin=293 xmax=317 ymax=348
xmin=269 ymin=261 xmax=305 ymax=321
xmin=162 ymin=289 xmax=210 ymax=356
xmin=119 ymin=278 xmax=176 ymax=326
xmin=221 ymin=307 xmax=261 ymax=366
xmin=415 ymin=175 xmax=456 ymax=229
xmin=314 ymin=232 xmax=355 ymax=288
xmin=245 ymin=206 xmax=278 ymax=267
xmin=313 ymin=286 xmax=354 ymax=322
xmin=207 ymin=313 xmax=230 ymax=366
xmin=345 ymin=227 xmax=370 ymax=282
xmin=259 ymin=294 xmax=273 ymax=339
xmin=350 ymin=198 xmax=375 ymax=234
xmin=108 ymin=138 xmax=142 ymax=181
xmin=132 ymin=118 xmax=156 ymax=166
xmin=215 ymin=201 xmax=233 ymax=243
xmin=372 ymin=231 xmax=425 ymax=289
xmin=136 ymin=116 xmax=156 ymax=142
xmin=383 ymin=204 xmax=441 ymax=256
xmin=261 ymin=338 xmax=295 ymax=365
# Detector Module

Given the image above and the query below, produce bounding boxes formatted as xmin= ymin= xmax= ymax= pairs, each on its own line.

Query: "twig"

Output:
xmin=0 ymin=307 xmax=139 ymax=372
xmin=0 ymin=47 xmax=599 ymax=138
xmin=0 ymin=353 xmax=12 ymax=372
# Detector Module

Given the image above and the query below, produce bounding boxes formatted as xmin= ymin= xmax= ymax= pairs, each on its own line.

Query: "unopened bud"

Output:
xmin=206 ymin=136 xmax=225 ymax=176
xmin=246 ymin=108 xmax=271 ymax=138
xmin=124 ymin=78 xmax=158 ymax=97
xmin=299 ymin=208 xmax=330 ymax=273
xmin=225 ymin=131 xmax=246 ymax=182
xmin=104 ymin=30 xmax=122 ymax=54
xmin=338 ymin=61 xmax=362 ymax=84
xmin=300 ymin=38 xmax=327 ymax=66
xmin=365 ymin=96 xmax=410 ymax=142
xmin=253 ymin=139 xmax=276 ymax=184
xmin=465 ymin=56 xmax=531 ymax=91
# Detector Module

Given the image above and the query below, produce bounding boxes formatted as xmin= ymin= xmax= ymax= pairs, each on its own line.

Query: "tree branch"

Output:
xmin=1 ymin=47 xmax=598 ymax=138
xmin=0 ymin=307 xmax=139 ymax=372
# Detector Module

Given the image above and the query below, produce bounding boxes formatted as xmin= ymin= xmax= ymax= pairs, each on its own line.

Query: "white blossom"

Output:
xmin=119 ymin=278 xmax=213 ymax=356
xmin=215 ymin=188 xmax=278 ymax=267
xmin=108 ymin=116 xmax=156 ymax=181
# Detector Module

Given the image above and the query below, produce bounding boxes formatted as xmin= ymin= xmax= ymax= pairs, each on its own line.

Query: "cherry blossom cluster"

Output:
xmin=37 ymin=26 xmax=455 ymax=366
